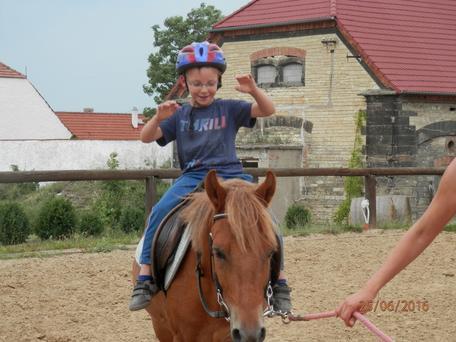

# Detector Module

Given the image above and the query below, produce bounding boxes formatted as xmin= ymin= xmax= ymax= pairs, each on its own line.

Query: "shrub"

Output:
xmin=78 ymin=211 xmax=104 ymax=236
xmin=333 ymin=199 xmax=351 ymax=225
xmin=285 ymin=204 xmax=311 ymax=229
xmin=119 ymin=206 xmax=145 ymax=234
xmin=0 ymin=202 xmax=30 ymax=245
xmin=93 ymin=153 xmax=125 ymax=228
xmin=35 ymin=197 xmax=76 ymax=240
xmin=444 ymin=224 xmax=456 ymax=232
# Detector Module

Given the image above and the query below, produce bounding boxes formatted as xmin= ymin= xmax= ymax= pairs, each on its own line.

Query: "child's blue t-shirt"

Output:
xmin=157 ymin=99 xmax=255 ymax=174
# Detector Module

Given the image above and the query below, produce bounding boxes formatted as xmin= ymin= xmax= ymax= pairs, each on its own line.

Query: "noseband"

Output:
xmin=195 ymin=212 xmax=274 ymax=321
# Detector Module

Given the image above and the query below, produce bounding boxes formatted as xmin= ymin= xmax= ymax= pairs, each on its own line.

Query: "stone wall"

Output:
xmin=409 ymin=99 xmax=456 ymax=218
xmin=364 ymin=94 xmax=456 ymax=219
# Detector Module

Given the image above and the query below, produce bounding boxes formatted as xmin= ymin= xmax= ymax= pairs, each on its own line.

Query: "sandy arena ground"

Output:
xmin=1 ymin=230 xmax=455 ymax=341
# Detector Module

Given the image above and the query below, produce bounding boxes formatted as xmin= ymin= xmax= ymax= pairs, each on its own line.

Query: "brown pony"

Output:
xmin=132 ymin=170 xmax=278 ymax=342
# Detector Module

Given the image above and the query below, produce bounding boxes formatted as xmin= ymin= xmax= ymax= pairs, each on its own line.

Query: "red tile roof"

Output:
xmin=55 ymin=112 xmax=145 ymax=140
xmin=214 ymin=0 xmax=332 ymax=28
xmin=0 ymin=62 xmax=26 ymax=78
xmin=213 ymin=0 xmax=456 ymax=95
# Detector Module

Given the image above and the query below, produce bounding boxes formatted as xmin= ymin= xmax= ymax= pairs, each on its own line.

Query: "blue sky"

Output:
xmin=0 ymin=0 xmax=248 ymax=113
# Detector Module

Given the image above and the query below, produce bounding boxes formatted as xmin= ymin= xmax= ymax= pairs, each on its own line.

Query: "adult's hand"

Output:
xmin=336 ymin=288 xmax=376 ymax=327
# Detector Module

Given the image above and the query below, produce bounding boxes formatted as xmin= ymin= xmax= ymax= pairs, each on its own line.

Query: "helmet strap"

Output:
xmin=217 ymin=75 xmax=222 ymax=89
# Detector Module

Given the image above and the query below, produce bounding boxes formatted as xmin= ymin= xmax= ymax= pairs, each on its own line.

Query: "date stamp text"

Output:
xmin=360 ymin=299 xmax=429 ymax=313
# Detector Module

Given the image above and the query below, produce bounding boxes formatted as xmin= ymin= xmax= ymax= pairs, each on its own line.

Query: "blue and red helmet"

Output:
xmin=176 ymin=41 xmax=226 ymax=75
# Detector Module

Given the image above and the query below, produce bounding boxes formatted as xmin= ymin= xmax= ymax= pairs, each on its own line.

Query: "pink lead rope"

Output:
xmin=286 ymin=310 xmax=394 ymax=342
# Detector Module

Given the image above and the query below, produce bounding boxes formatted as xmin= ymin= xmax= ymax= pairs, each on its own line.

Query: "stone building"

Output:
xmin=200 ymin=0 xmax=456 ymax=223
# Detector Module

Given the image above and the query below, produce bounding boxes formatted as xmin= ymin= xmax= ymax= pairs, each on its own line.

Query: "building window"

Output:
xmin=257 ymin=65 xmax=277 ymax=85
xmin=282 ymin=62 xmax=303 ymax=83
xmin=252 ymin=55 xmax=305 ymax=88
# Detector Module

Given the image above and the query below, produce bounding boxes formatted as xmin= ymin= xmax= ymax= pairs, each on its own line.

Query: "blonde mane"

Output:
xmin=180 ymin=178 xmax=277 ymax=255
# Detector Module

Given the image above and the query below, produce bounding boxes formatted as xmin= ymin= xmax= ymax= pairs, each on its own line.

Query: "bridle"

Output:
xmin=195 ymin=212 xmax=274 ymax=321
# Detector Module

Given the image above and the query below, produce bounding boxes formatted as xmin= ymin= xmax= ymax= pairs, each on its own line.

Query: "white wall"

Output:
xmin=0 ymin=140 xmax=172 ymax=171
xmin=0 ymin=78 xmax=72 ymax=140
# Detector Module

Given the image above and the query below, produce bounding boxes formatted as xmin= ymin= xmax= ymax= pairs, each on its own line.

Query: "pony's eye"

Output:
xmin=213 ymin=248 xmax=226 ymax=260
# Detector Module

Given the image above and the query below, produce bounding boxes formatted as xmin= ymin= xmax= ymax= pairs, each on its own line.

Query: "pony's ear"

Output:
xmin=255 ymin=171 xmax=276 ymax=206
xmin=205 ymin=170 xmax=226 ymax=212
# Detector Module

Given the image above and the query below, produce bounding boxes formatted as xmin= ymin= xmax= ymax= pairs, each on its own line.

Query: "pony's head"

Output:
xmin=182 ymin=170 xmax=278 ymax=342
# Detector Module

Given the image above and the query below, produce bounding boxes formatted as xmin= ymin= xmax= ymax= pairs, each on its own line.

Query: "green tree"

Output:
xmin=143 ymin=3 xmax=223 ymax=106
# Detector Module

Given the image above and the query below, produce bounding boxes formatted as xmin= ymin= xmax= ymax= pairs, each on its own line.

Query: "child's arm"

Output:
xmin=336 ymin=159 xmax=456 ymax=327
xmin=140 ymin=101 xmax=180 ymax=143
xmin=235 ymin=74 xmax=275 ymax=118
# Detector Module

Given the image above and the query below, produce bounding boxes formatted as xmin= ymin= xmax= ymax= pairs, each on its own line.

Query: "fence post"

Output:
xmin=145 ymin=176 xmax=157 ymax=216
xmin=364 ymin=175 xmax=377 ymax=228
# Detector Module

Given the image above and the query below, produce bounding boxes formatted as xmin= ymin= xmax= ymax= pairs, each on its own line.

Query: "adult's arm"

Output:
xmin=336 ymin=158 xmax=456 ymax=326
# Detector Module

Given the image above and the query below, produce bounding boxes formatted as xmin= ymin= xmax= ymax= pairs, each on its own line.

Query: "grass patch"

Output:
xmin=0 ymin=231 xmax=140 ymax=259
xmin=444 ymin=224 xmax=456 ymax=232
xmin=281 ymin=223 xmax=363 ymax=237
xmin=279 ymin=222 xmax=415 ymax=237
xmin=376 ymin=222 xmax=409 ymax=230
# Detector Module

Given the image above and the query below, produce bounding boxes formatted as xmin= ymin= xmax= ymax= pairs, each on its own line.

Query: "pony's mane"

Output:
xmin=180 ymin=178 xmax=277 ymax=255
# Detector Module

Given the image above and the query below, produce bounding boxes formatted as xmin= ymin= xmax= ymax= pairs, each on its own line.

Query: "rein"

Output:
xmin=281 ymin=311 xmax=393 ymax=342
xmin=195 ymin=212 xmax=274 ymax=321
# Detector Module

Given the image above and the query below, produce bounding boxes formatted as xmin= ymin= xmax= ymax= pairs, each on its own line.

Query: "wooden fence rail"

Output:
xmin=0 ymin=167 xmax=446 ymax=228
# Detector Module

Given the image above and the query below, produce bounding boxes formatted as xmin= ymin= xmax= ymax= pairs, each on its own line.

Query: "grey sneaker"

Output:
xmin=272 ymin=283 xmax=292 ymax=314
xmin=128 ymin=279 xmax=159 ymax=311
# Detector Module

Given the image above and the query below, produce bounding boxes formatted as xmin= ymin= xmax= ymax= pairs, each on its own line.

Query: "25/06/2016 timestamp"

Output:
xmin=360 ymin=299 xmax=429 ymax=313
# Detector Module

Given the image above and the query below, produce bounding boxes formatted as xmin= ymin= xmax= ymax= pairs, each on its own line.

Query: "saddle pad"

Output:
xmin=152 ymin=199 xmax=189 ymax=289
xmin=134 ymin=227 xmax=191 ymax=291
xmin=164 ymin=225 xmax=191 ymax=290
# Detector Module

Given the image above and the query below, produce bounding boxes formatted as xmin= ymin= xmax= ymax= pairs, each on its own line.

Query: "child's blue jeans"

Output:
xmin=139 ymin=170 xmax=253 ymax=265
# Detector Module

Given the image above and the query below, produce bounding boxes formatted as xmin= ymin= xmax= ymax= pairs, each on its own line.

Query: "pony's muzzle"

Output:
xmin=229 ymin=301 xmax=266 ymax=341
xmin=231 ymin=326 xmax=266 ymax=342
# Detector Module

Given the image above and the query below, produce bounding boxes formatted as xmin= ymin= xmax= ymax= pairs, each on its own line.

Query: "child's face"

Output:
xmin=185 ymin=67 xmax=219 ymax=107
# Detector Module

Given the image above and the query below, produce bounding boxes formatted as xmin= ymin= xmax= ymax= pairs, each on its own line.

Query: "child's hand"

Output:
xmin=156 ymin=101 xmax=180 ymax=122
xmin=235 ymin=74 xmax=258 ymax=94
